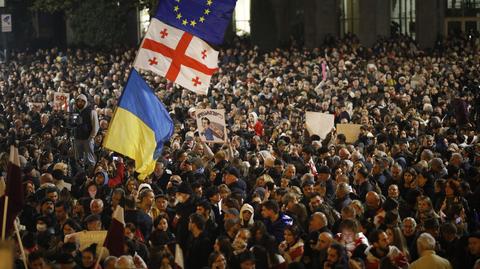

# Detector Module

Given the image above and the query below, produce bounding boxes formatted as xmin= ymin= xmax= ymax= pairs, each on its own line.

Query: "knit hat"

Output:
xmin=225 ymin=166 xmax=240 ymax=178
xmin=317 ymin=166 xmax=331 ymax=174
xmin=177 ymin=182 xmax=193 ymax=195
xmin=382 ymin=198 xmax=399 ymax=211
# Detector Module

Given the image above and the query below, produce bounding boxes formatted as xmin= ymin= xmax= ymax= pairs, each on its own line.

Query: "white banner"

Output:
xmin=64 ymin=230 xmax=108 ymax=256
xmin=305 ymin=112 xmax=335 ymax=139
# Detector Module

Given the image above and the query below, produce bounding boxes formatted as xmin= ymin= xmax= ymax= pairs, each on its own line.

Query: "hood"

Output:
xmin=95 ymin=171 xmax=109 ymax=186
xmin=249 ymin=112 xmax=258 ymax=123
xmin=240 ymin=203 xmax=254 ymax=225
xmin=76 ymin=94 xmax=89 ymax=111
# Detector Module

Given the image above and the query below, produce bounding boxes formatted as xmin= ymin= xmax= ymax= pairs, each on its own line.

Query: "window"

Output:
xmin=340 ymin=0 xmax=360 ymax=36
xmin=391 ymin=0 xmax=416 ymax=37
xmin=234 ymin=0 xmax=250 ymax=36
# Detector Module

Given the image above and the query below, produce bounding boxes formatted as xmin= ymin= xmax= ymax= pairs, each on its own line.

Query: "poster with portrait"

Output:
xmin=196 ymin=109 xmax=227 ymax=143
xmin=53 ymin=92 xmax=70 ymax=112
xmin=28 ymin=102 xmax=44 ymax=112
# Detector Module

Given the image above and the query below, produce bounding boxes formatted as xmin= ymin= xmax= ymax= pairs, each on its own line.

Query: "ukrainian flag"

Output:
xmin=103 ymin=68 xmax=173 ymax=179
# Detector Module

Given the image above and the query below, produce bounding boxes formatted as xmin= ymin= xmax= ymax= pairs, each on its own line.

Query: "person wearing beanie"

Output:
xmin=73 ymin=93 xmax=99 ymax=168
xmin=175 ymin=182 xmax=197 ymax=252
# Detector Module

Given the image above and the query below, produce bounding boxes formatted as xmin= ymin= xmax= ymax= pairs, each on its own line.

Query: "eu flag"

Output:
xmin=155 ymin=0 xmax=237 ymax=45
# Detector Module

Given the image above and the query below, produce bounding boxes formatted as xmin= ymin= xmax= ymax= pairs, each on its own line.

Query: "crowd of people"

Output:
xmin=0 ymin=32 xmax=480 ymax=269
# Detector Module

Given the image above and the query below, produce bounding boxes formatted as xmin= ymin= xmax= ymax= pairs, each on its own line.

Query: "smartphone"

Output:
xmin=113 ymin=156 xmax=119 ymax=161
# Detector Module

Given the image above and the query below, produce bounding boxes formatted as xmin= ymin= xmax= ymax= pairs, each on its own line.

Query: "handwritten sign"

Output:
xmin=53 ymin=92 xmax=70 ymax=112
xmin=64 ymin=230 xmax=107 ymax=255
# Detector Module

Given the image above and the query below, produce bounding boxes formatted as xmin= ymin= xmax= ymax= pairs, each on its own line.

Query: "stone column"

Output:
xmin=359 ymin=0 xmax=390 ymax=46
xmin=416 ymin=0 xmax=446 ymax=49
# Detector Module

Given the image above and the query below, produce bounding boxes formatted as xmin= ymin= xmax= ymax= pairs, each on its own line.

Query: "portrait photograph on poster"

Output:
xmin=195 ymin=109 xmax=227 ymax=143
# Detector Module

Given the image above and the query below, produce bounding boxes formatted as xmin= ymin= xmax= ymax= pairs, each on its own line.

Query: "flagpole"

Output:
xmin=14 ymin=220 xmax=28 ymax=269
xmin=2 ymin=195 xmax=8 ymax=240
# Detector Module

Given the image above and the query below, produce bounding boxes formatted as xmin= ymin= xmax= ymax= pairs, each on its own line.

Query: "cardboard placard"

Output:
xmin=305 ymin=112 xmax=335 ymax=139
xmin=196 ymin=109 xmax=227 ymax=143
xmin=336 ymin=124 xmax=362 ymax=144
xmin=64 ymin=230 xmax=108 ymax=255
xmin=53 ymin=92 xmax=70 ymax=112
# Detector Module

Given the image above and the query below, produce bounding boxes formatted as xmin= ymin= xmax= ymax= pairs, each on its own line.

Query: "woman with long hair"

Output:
xmin=386 ymin=226 xmax=410 ymax=261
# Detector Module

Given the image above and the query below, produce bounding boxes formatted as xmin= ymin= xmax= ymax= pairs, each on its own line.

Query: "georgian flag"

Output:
xmin=134 ymin=18 xmax=219 ymax=95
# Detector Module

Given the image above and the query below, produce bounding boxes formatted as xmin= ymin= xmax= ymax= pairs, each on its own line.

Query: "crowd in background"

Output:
xmin=0 ymin=32 xmax=480 ymax=269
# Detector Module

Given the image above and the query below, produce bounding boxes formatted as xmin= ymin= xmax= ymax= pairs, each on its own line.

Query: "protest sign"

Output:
xmin=336 ymin=123 xmax=362 ymax=144
xmin=64 ymin=230 xmax=107 ymax=255
xmin=53 ymin=92 xmax=70 ymax=112
xmin=305 ymin=112 xmax=335 ymax=139
xmin=196 ymin=109 xmax=227 ymax=143
xmin=28 ymin=102 xmax=44 ymax=112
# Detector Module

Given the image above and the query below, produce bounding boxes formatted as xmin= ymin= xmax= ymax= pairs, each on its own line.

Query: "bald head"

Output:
xmin=309 ymin=212 xmax=328 ymax=232
xmin=317 ymin=232 xmax=333 ymax=250
xmin=40 ymin=173 xmax=53 ymax=185
xmin=339 ymin=148 xmax=351 ymax=160
xmin=365 ymin=191 xmax=380 ymax=209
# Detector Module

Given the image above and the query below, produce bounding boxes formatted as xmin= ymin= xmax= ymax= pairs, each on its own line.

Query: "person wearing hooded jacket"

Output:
xmin=73 ymin=94 xmax=99 ymax=168
xmin=240 ymin=203 xmax=254 ymax=228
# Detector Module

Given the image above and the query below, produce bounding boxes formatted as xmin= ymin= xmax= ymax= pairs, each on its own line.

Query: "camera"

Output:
xmin=68 ymin=113 xmax=83 ymax=128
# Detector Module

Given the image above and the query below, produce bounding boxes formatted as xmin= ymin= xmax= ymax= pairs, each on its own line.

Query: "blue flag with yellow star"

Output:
xmin=155 ymin=0 xmax=237 ymax=45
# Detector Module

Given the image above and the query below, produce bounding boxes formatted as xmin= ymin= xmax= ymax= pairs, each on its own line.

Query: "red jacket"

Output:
xmin=108 ymin=162 xmax=125 ymax=188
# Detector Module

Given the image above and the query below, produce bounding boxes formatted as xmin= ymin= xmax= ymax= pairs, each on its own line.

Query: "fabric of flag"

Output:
xmin=134 ymin=18 xmax=219 ymax=95
xmin=0 ymin=145 xmax=25 ymax=237
xmin=174 ymin=244 xmax=184 ymax=269
xmin=103 ymin=68 xmax=174 ymax=179
xmin=155 ymin=0 xmax=237 ymax=45
xmin=103 ymin=206 xmax=125 ymax=257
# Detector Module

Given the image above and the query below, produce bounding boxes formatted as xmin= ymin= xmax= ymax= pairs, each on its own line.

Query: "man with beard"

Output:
xmin=261 ymin=200 xmax=293 ymax=244
xmin=365 ymin=229 xmax=409 ymax=269
xmin=73 ymin=94 xmax=99 ymax=168
xmin=283 ymin=164 xmax=301 ymax=187
xmin=305 ymin=231 xmax=333 ymax=269
xmin=324 ymin=243 xmax=349 ymax=269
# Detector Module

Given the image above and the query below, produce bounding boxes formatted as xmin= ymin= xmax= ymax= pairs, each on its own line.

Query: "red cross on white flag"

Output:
xmin=134 ymin=18 xmax=219 ymax=95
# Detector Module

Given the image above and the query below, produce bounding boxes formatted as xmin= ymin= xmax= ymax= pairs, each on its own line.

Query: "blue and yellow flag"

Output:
xmin=103 ymin=69 xmax=173 ymax=179
xmin=155 ymin=0 xmax=237 ymax=45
